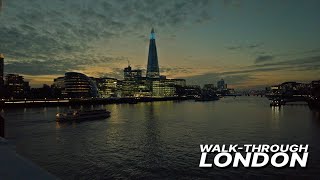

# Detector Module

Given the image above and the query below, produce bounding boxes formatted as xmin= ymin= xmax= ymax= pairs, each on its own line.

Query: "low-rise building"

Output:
xmin=152 ymin=80 xmax=176 ymax=97
xmin=5 ymin=74 xmax=30 ymax=98
xmin=96 ymin=78 xmax=118 ymax=98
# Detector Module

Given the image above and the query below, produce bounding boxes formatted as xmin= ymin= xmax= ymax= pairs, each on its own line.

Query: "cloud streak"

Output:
xmin=1 ymin=0 xmax=319 ymax=89
xmin=177 ymin=55 xmax=320 ymax=88
xmin=255 ymin=55 xmax=274 ymax=63
xmin=227 ymin=43 xmax=264 ymax=51
xmin=0 ymin=0 xmax=214 ymax=78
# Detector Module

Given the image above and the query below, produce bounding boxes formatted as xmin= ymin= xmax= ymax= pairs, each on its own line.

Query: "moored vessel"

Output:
xmin=56 ymin=109 xmax=110 ymax=122
xmin=195 ymin=95 xmax=219 ymax=102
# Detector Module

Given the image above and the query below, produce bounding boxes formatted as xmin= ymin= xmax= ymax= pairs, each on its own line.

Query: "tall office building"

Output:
xmin=123 ymin=65 xmax=142 ymax=80
xmin=217 ymin=79 xmax=225 ymax=90
xmin=0 ymin=54 xmax=4 ymax=87
xmin=146 ymin=28 xmax=160 ymax=78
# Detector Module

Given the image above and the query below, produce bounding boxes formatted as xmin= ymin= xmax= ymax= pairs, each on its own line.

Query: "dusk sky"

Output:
xmin=0 ymin=0 xmax=320 ymax=89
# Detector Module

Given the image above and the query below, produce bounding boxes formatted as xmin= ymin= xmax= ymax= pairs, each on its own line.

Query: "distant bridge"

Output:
xmin=268 ymin=95 xmax=320 ymax=109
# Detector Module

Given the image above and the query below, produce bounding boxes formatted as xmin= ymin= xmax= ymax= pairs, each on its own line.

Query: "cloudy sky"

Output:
xmin=0 ymin=0 xmax=320 ymax=89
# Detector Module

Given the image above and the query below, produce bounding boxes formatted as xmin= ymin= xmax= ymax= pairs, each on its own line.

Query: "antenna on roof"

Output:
xmin=127 ymin=60 xmax=131 ymax=67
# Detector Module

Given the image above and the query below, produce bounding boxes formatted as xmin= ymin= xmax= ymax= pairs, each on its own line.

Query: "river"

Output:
xmin=2 ymin=96 xmax=320 ymax=179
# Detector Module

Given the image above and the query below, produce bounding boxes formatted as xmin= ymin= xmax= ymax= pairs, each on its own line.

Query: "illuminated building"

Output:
xmin=124 ymin=65 xmax=142 ymax=80
xmin=5 ymin=74 xmax=30 ymax=98
xmin=52 ymin=77 xmax=65 ymax=89
xmin=134 ymin=84 xmax=152 ymax=97
xmin=146 ymin=28 xmax=160 ymax=79
xmin=152 ymin=80 xmax=176 ymax=97
xmin=217 ymin=79 xmax=225 ymax=90
xmin=96 ymin=77 xmax=118 ymax=98
xmin=64 ymin=72 xmax=98 ymax=98
xmin=118 ymin=80 xmax=139 ymax=97
xmin=149 ymin=78 xmax=186 ymax=97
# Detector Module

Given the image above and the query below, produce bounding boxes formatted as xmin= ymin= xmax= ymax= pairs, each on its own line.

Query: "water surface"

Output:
xmin=2 ymin=97 xmax=320 ymax=179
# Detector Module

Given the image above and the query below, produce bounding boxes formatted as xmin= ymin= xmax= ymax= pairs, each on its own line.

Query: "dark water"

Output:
xmin=2 ymin=97 xmax=320 ymax=179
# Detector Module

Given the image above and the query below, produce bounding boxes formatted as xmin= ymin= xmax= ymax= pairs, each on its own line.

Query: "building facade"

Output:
xmin=146 ymin=28 xmax=160 ymax=79
xmin=64 ymin=72 xmax=98 ymax=98
xmin=124 ymin=65 xmax=142 ymax=81
xmin=217 ymin=79 xmax=225 ymax=90
xmin=152 ymin=80 xmax=176 ymax=97
xmin=183 ymin=85 xmax=202 ymax=98
xmin=96 ymin=77 xmax=118 ymax=98
xmin=52 ymin=77 xmax=65 ymax=89
xmin=5 ymin=74 xmax=30 ymax=98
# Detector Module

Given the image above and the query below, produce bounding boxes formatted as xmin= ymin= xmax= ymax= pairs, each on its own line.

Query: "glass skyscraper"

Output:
xmin=146 ymin=28 xmax=160 ymax=79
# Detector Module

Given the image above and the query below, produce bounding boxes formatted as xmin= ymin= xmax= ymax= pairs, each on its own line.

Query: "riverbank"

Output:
xmin=0 ymin=137 xmax=56 ymax=179
xmin=0 ymin=96 xmax=192 ymax=108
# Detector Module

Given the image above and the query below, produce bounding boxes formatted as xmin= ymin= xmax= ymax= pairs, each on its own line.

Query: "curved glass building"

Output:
xmin=64 ymin=72 xmax=98 ymax=98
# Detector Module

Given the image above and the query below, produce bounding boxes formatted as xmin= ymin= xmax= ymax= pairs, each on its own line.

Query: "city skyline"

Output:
xmin=0 ymin=0 xmax=320 ymax=89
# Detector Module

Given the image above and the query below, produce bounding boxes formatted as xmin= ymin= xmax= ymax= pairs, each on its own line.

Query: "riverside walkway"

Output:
xmin=0 ymin=115 xmax=57 ymax=179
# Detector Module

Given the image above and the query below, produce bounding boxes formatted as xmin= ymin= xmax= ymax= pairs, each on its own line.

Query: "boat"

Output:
xmin=270 ymin=100 xmax=280 ymax=106
xmin=270 ymin=99 xmax=283 ymax=107
xmin=56 ymin=109 xmax=111 ymax=122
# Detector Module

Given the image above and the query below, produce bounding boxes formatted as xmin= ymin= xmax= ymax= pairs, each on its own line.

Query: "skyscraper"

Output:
xmin=217 ymin=79 xmax=225 ymax=90
xmin=146 ymin=28 xmax=160 ymax=79
xmin=0 ymin=54 xmax=4 ymax=87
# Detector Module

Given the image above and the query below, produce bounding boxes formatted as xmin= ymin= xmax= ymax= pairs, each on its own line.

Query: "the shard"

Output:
xmin=146 ymin=28 xmax=160 ymax=79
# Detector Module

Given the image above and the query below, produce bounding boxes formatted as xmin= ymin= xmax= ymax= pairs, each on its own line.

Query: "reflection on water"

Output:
xmin=55 ymin=122 xmax=60 ymax=129
xmin=311 ymin=111 xmax=320 ymax=125
xmin=271 ymin=106 xmax=281 ymax=129
xmin=312 ymin=111 xmax=320 ymax=119
xmin=2 ymin=97 xmax=320 ymax=179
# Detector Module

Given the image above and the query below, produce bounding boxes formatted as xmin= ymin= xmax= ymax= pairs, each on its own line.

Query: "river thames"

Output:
xmin=2 ymin=96 xmax=320 ymax=179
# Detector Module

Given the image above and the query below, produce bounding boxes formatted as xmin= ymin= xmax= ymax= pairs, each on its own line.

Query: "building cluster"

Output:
xmin=50 ymin=69 xmax=188 ymax=99
xmin=0 ymin=29 xmax=236 ymax=99
xmin=0 ymin=30 xmax=202 ymax=99
xmin=266 ymin=81 xmax=320 ymax=97
xmin=200 ymin=79 xmax=235 ymax=97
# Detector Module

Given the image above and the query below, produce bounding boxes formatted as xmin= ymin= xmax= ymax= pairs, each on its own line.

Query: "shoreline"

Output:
xmin=0 ymin=97 xmax=193 ymax=108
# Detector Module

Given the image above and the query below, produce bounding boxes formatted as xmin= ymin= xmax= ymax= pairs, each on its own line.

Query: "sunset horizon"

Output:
xmin=1 ymin=0 xmax=320 ymax=89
